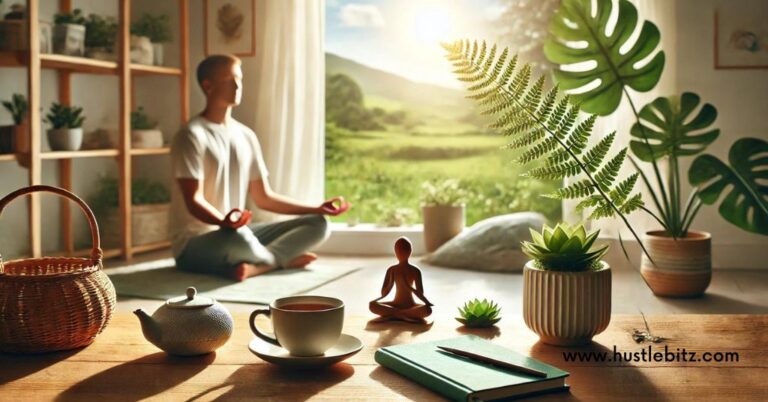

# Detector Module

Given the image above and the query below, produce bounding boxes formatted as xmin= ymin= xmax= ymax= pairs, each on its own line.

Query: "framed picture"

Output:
xmin=204 ymin=0 xmax=256 ymax=57
xmin=714 ymin=2 xmax=768 ymax=69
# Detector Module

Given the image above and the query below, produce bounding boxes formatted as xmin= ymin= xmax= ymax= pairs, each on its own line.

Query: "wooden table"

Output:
xmin=1 ymin=314 xmax=766 ymax=401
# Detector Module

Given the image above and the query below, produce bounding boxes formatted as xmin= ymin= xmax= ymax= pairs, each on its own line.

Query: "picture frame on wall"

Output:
xmin=714 ymin=2 xmax=768 ymax=69
xmin=204 ymin=0 xmax=256 ymax=57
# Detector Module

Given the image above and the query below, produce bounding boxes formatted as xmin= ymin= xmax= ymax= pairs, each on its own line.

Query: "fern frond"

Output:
xmin=609 ymin=173 xmax=639 ymax=205
xmin=503 ymin=129 xmax=546 ymax=150
xmin=582 ymin=132 xmax=616 ymax=172
xmin=620 ymin=193 xmax=644 ymax=214
xmin=547 ymin=179 xmax=594 ymax=199
xmin=594 ymin=148 xmax=627 ymax=190
xmin=564 ymin=115 xmax=596 ymax=155
xmin=536 ymin=85 xmax=559 ymax=121
xmin=509 ymin=64 xmax=532 ymax=98
xmin=517 ymin=137 xmax=558 ymax=164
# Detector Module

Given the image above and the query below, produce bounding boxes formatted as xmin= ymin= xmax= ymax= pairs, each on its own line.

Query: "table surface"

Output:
xmin=1 ymin=313 xmax=766 ymax=401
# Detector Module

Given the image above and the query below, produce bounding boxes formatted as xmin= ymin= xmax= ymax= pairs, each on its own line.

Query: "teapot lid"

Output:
xmin=166 ymin=287 xmax=215 ymax=309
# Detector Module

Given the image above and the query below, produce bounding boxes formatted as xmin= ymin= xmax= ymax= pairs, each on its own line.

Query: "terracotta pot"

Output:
xmin=47 ymin=128 xmax=83 ymax=151
xmin=422 ymin=205 xmax=465 ymax=252
xmin=640 ymin=230 xmax=711 ymax=298
xmin=523 ymin=261 xmax=611 ymax=346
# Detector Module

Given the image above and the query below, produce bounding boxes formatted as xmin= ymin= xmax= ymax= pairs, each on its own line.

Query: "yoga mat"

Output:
xmin=107 ymin=258 xmax=360 ymax=304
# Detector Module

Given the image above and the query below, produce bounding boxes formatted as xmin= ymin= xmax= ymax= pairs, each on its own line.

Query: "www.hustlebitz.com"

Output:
xmin=562 ymin=346 xmax=740 ymax=363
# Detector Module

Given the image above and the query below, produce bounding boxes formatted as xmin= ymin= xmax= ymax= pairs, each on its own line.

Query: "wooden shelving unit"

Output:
xmin=4 ymin=0 xmax=189 ymax=260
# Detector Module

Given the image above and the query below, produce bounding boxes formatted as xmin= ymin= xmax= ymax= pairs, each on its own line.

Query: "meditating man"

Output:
xmin=170 ymin=54 xmax=349 ymax=281
xmin=369 ymin=237 xmax=433 ymax=323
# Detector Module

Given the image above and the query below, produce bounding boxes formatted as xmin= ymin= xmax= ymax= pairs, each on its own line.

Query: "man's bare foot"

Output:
xmin=230 ymin=262 xmax=274 ymax=281
xmin=285 ymin=252 xmax=317 ymax=269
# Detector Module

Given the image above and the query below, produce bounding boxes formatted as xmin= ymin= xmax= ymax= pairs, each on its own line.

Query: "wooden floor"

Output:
xmin=109 ymin=246 xmax=768 ymax=316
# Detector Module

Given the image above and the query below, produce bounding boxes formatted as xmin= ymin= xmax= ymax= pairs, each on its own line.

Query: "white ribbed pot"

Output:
xmin=640 ymin=230 xmax=711 ymax=298
xmin=47 ymin=128 xmax=83 ymax=151
xmin=523 ymin=261 xmax=611 ymax=346
xmin=422 ymin=205 xmax=465 ymax=252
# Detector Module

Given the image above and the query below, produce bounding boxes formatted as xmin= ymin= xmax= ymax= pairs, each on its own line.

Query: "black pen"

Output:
xmin=437 ymin=346 xmax=548 ymax=378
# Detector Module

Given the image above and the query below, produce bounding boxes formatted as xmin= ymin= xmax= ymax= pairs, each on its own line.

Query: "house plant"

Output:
xmin=456 ymin=298 xmax=501 ymax=328
xmin=0 ymin=2 xmax=26 ymax=51
xmin=543 ymin=0 xmax=767 ymax=296
xmin=53 ymin=8 xmax=86 ymax=56
xmin=131 ymin=13 xmax=171 ymax=66
xmin=420 ymin=179 xmax=468 ymax=252
xmin=84 ymin=13 xmax=117 ymax=61
xmin=92 ymin=175 xmax=171 ymax=247
xmin=522 ymin=223 xmax=610 ymax=346
xmin=1 ymin=93 xmax=26 ymax=154
xmin=131 ymin=106 xmax=163 ymax=148
xmin=45 ymin=103 xmax=84 ymax=151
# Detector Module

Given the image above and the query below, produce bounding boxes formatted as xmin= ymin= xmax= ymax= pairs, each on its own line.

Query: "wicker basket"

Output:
xmin=0 ymin=185 xmax=116 ymax=353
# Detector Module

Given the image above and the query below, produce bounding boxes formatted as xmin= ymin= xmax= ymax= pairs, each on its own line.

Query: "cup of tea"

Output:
xmin=249 ymin=295 xmax=344 ymax=356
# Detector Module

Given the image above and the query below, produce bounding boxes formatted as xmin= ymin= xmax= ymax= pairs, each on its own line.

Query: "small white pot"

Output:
xmin=523 ymin=260 xmax=611 ymax=346
xmin=152 ymin=43 xmax=164 ymax=66
xmin=131 ymin=129 xmax=164 ymax=149
xmin=52 ymin=23 xmax=85 ymax=56
xmin=422 ymin=205 xmax=465 ymax=252
xmin=47 ymin=128 xmax=83 ymax=151
xmin=130 ymin=35 xmax=154 ymax=65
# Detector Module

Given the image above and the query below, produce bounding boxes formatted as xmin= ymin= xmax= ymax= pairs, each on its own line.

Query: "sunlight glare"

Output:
xmin=413 ymin=5 xmax=453 ymax=43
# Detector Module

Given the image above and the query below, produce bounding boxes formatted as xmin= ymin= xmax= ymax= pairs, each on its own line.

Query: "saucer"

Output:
xmin=248 ymin=334 xmax=363 ymax=368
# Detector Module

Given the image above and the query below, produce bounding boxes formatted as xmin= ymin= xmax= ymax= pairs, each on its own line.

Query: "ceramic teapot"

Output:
xmin=134 ymin=287 xmax=233 ymax=356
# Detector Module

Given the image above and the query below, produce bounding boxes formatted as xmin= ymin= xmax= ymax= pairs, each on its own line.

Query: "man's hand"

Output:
xmin=220 ymin=208 xmax=252 ymax=229
xmin=319 ymin=196 xmax=351 ymax=216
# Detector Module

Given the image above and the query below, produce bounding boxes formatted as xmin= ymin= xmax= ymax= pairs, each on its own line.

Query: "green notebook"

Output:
xmin=375 ymin=335 xmax=569 ymax=401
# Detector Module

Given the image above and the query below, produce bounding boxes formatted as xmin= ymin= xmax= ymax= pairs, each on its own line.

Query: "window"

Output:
xmin=325 ymin=0 xmax=561 ymax=227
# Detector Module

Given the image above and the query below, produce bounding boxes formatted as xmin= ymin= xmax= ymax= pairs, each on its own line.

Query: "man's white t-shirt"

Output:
xmin=169 ymin=115 xmax=269 ymax=258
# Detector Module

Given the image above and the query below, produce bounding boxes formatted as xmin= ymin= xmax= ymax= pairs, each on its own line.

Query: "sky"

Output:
xmin=326 ymin=0 xmax=510 ymax=89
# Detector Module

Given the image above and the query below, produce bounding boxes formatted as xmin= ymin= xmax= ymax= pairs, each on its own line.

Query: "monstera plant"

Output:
xmin=544 ymin=0 xmax=767 ymax=296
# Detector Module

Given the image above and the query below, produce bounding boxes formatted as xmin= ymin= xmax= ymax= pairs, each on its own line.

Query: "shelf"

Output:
xmin=41 ymin=149 xmax=120 ymax=160
xmin=40 ymin=54 xmax=118 ymax=74
xmin=0 ymin=153 xmax=16 ymax=162
xmin=65 ymin=247 xmax=123 ymax=259
xmin=0 ymin=51 xmax=24 ymax=67
xmin=131 ymin=64 xmax=182 ymax=76
xmin=130 ymin=147 xmax=170 ymax=156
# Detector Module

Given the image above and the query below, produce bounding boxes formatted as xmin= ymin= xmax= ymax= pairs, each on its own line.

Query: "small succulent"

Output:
xmin=45 ymin=103 xmax=85 ymax=129
xmin=54 ymin=8 xmax=86 ymax=25
xmin=456 ymin=298 xmax=501 ymax=328
xmin=420 ymin=179 xmax=470 ymax=207
xmin=2 ymin=93 xmax=27 ymax=125
xmin=131 ymin=13 xmax=172 ymax=43
xmin=522 ymin=223 xmax=608 ymax=271
xmin=131 ymin=107 xmax=157 ymax=130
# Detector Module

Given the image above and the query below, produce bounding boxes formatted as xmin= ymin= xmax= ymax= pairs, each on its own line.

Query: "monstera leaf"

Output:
xmin=544 ymin=0 xmax=665 ymax=115
xmin=689 ymin=138 xmax=768 ymax=235
xmin=630 ymin=92 xmax=720 ymax=162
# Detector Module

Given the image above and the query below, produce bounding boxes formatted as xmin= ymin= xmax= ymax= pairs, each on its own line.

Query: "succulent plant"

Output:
xmin=45 ymin=103 xmax=85 ymax=129
xmin=456 ymin=298 xmax=501 ymax=328
xmin=522 ymin=223 xmax=608 ymax=271
xmin=2 ymin=93 xmax=27 ymax=125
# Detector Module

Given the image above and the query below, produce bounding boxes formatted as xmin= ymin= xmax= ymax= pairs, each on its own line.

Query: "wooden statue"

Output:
xmin=369 ymin=237 xmax=433 ymax=323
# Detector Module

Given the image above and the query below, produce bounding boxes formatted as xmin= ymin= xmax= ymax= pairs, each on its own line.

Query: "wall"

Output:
xmin=674 ymin=0 xmax=768 ymax=269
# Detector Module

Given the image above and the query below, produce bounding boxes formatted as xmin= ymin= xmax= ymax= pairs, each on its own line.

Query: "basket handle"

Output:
xmin=0 ymin=185 xmax=103 ymax=262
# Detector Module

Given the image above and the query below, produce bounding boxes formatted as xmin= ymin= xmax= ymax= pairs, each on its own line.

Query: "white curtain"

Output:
xmin=250 ymin=0 xmax=326 ymax=219
xmin=564 ymin=0 xmax=678 ymax=239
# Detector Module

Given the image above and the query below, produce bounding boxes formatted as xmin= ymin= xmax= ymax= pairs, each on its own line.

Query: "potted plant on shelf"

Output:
xmin=1 ymin=93 xmax=26 ymax=154
xmin=522 ymin=223 xmax=610 ymax=346
xmin=131 ymin=13 xmax=171 ymax=66
xmin=45 ymin=102 xmax=84 ymax=151
xmin=131 ymin=106 xmax=163 ymax=149
xmin=543 ymin=0 xmax=768 ymax=297
xmin=92 ymin=175 xmax=171 ymax=248
xmin=84 ymin=13 xmax=117 ymax=61
xmin=420 ymin=179 xmax=468 ymax=252
xmin=0 ymin=2 xmax=26 ymax=51
xmin=53 ymin=8 xmax=86 ymax=56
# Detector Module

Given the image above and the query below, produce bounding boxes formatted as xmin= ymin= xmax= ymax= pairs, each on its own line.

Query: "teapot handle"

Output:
xmin=249 ymin=309 xmax=280 ymax=346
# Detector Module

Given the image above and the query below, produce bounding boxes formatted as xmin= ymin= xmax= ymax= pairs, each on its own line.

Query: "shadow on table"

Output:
xmin=528 ymin=341 xmax=668 ymax=402
xmin=54 ymin=352 xmax=215 ymax=402
xmin=455 ymin=324 xmax=502 ymax=340
xmin=364 ymin=320 xmax=434 ymax=348
xmin=187 ymin=363 xmax=355 ymax=401
xmin=369 ymin=366 xmax=445 ymax=401
xmin=657 ymin=293 xmax=768 ymax=314
xmin=0 ymin=348 xmax=82 ymax=384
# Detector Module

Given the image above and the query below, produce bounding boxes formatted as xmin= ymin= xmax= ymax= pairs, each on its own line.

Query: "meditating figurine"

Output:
xmin=369 ymin=237 xmax=433 ymax=323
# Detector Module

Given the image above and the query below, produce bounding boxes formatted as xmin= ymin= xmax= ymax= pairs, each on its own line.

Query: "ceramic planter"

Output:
xmin=53 ymin=23 xmax=85 ymax=56
xmin=640 ymin=230 xmax=711 ymax=298
xmin=101 ymin=203 xmax=170 ymax=247
xmin=152 ymin=43 xmax=164 ymax=66
xmin=523 ymin=261 xmax=611 ymax=346
xmin=131 ymin=129 xmax=164 ymax=149
xmin=422 ymin=205 xmax=465 ymax=252
xmin=0 ymin=20 xmax=27 ymax=51
xmin=130 ymin=35 xmax=153 ymax=65
xmin=47 ymin=128 xmax=83 ymax=151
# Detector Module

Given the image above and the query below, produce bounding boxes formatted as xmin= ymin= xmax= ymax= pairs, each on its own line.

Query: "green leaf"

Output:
xmin=689 ymin=138 xmax=768 ymax=235
xmin=630 ymin=92 xmax=719 ymax=162
xmin=544 ymin=0 xmax=665 ymax=115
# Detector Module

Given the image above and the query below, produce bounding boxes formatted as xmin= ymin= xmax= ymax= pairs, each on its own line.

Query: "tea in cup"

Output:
xmin=250 ymin=295 xmax=344 ymax=356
